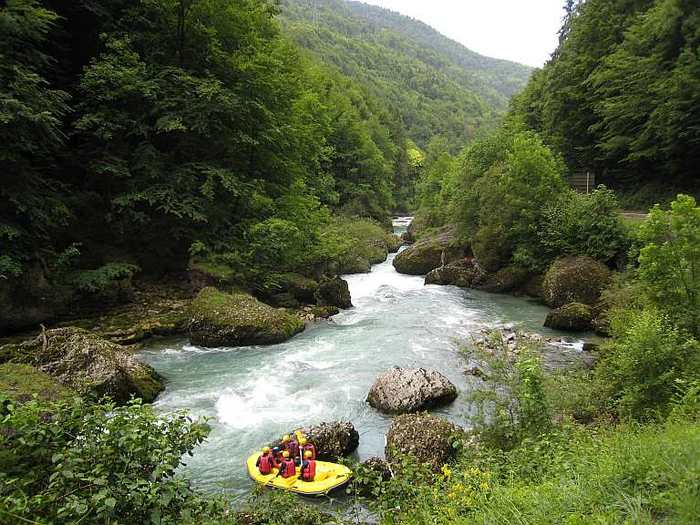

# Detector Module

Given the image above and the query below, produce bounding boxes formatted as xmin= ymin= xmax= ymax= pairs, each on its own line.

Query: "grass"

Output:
xmin=441 ymin=421 xmax=700 ymax=524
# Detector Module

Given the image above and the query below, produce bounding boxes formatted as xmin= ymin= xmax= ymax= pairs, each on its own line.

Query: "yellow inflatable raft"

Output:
xmin=246 ymin=453 xmax=352 ymax=496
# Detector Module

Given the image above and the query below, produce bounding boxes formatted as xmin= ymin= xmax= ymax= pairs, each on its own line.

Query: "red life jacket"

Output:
xmin=302 ymin=443 xmax=316 ymax=460
xmin=301 ymin=459 xmax=316 ymax=481
xmin=281 ymin=458 xmax=296 ymax=478
xmin=273 ymin=452 xmax=283 ymax=468
xmin=287 ymin=440 xmax=300 ymax=458
xmin=258 ymin=454 xmax=273 ymax=475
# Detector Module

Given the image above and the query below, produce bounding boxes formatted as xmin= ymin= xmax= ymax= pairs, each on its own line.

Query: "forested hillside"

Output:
xmin=511 ymin=0 xmax=700 ymax=200
xmin=0 ymin=0 xmax=427 ymax=332
xmin=280 ymin=0 xmax=532 ymax=150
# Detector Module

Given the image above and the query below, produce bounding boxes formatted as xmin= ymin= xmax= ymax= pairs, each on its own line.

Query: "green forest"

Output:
xmin=1 ymin=0 xmax=699 ymax=523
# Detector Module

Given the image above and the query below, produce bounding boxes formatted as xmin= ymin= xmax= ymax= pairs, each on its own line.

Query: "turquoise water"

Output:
xmin=140 ymin=217 xmax=582 ymax=500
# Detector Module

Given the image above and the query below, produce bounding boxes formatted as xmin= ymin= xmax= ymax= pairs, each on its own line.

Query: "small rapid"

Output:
xmin=140 ymin=217 xmax=577 ymax=499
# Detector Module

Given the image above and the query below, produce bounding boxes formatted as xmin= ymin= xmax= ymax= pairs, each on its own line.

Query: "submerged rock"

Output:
xmin=393 ymin=226 xmax=466 ymax=275
xmin=1 ymin=327 xmax=163 ymax=403
xmin=367 ymin=367 xmax=458 ymax=414
xmin=542 ymin=256 xmax=611 ymax=308
xmin=188 ymin=287 xmax=304 ymax=347
xmin=385 ymin=412 xmax=463 ymax=471
xmin=544 ymin=302 xmax=594 ymax=331
xmin=315 ymin=276 xmax=352 ymax=309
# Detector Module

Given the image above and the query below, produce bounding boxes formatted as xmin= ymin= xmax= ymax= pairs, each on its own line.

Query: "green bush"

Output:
xmin=637 ymin=194 xmax=700 ymax=336
xmin=596 ymin=308 xmax=700 ymax=421
xmin=0 ymin=397 xmax=235 ymax=525
xmin=537 ymin=186 xmax=628 ymax=265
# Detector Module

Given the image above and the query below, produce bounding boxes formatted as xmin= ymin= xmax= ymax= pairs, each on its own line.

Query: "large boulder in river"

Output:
xmin=542 ymin=256 xmax=611 ymax=308
xmin=385 ymin=412 xmax=463 ymax=471
xmin=386 ymin=234 xmax=404 ymax=254
xmin=188 ymin=287 xmax=304 ymax=347
xmin=425 ymin=261 xmax=484 ymax=287
xmin=0 ymin=327 xmax=163 ymax=403
xmin=544 ymin=302 xmax=594 ymax=332
xmin=315 ymin=276 xmax=352 ymax=309
xmin=367 ymin=367 xmax=458 ymax=414
xmin=295 ymin=421 xmax=360 ymax=461
xmin=393 ymin=226 xmax=466 ymax=275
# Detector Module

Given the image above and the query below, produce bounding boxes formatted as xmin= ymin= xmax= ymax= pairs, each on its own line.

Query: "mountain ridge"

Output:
xmin=279 ymin=0 xmax=532 ymax=150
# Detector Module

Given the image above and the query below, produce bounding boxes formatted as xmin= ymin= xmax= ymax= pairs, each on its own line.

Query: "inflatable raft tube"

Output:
xmin=246 ymin=453 xmax=352 ymax=496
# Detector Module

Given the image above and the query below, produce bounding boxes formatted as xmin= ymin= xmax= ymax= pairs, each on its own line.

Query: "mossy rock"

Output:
xmin=315 ymin=277 xmax=352 ymax=309
xmin=385 ymin=234 xmax=404 ymax=254
xmin=405 ymin=215 xmax=429 ymax=243
xmin=0 ymin=363 xmax=74 ymax=402
xmin=2 ymin=327 xmax=163 ymax=404
xmin=543 ymin=256 xmax=612 ymax=308
xmin=188 ymin=287 xmax=305 ymax=347
xmin=477 ymin=266 xmax=531 ymax=294
xmin=425 ymin=262 xmax=484 ymax=287
xmin=273 ymin=273 xmax=319 ymax=304
xmin=393 ymin=226 xmax=466 ymax=275
xmin=544 ymin=303 xmax=594 ymax=331
xmin=472 ymin=224 xmax=512 ymax=273
xmin=339 ymin=256 xmax=371 ymax=275
xmin=385 ymin=412 xmax=464 ymax=472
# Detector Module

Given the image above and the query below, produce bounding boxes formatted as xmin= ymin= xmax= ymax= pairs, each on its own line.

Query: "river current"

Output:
xmin=140 ymin=218 xmax=579 ymax=500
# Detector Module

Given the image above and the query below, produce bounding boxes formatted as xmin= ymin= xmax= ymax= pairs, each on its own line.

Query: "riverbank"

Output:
xmin=136 ymin=218 xmax=592 ymax=499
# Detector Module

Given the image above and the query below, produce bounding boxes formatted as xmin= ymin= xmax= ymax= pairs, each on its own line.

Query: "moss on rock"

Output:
xmin=543 ymin=256 xmax=612 ymax=308
xmin=393 ymin=226 xmax=466 ymax=276
xmin=0 ymin=363 xmax=74 ymax=402
xmin=477 ymin=265 xmax=531 ymax=294
xmin=544 ymin=302 xmax=594 ymax=331
xmin=188 ymin=287 xmax=305 ymax=347
xmin=385 ymin=412 xmax=464 ymax=472
xmin=425 ymin=262 xmax=484 ymax=287
xmin=1 ymin=327 xmax=163 ymax=403
xmin=315 ymin=277 xmax=353 ymax=309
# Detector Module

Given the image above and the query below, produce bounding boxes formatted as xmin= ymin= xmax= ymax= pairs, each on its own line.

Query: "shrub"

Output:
xmin=637 ymin=194 xmax=700 ymax=336
xmin=467 ymin=333 xmax=552 ymax=450
xmin=542 ymin=256 xmax=611 ymax=308
xmin=537 ymin=186 xmax=628 ymax=265
xmin=595 ymin=308 xmax=700 ymax=421
xmin=0 ymin=397 xmax=235 ymax=524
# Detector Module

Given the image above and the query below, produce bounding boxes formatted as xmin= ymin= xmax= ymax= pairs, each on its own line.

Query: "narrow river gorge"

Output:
xmin=140 ymin=218 xmax=583 ymax=500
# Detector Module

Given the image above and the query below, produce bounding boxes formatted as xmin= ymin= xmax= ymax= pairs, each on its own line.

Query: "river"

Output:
xmin=140 ymin=217 xmax=582 ymax=500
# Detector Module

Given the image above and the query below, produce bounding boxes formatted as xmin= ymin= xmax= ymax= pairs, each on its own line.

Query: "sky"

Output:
xmin=360 ymin=0 xmax=566 ymax=67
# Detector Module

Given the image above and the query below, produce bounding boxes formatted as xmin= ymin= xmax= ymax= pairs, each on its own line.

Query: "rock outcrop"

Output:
xmin=425 ymin=261 xmax=484 ymax=287
xmin=367 ymin=367 xmax=458 ymax=414
xmin=542 ymin=256 xmax=611 ymax=308
xmin=385 ymin=412 xmax=463 ymax=471
xmin=544 ymin=302 xmax=594 ymax=331
xmin=315 ymin=276 xmax=352 ymax=309
xmin=295 ymin=421 xmax=360 ymax=461
xmin=393 ymin=226 xmax=466 ymax=275
xmin=0 ymin=327 xmax=163 ymax=403
xmin=188 ymin=287 xmax=305 ymax=347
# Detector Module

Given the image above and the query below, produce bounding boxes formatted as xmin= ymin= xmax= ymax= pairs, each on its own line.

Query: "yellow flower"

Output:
xmin=479 ymin=481 xmax=490 ymax=491
xmin=441 ymin=465 xmax=452 ymax=478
